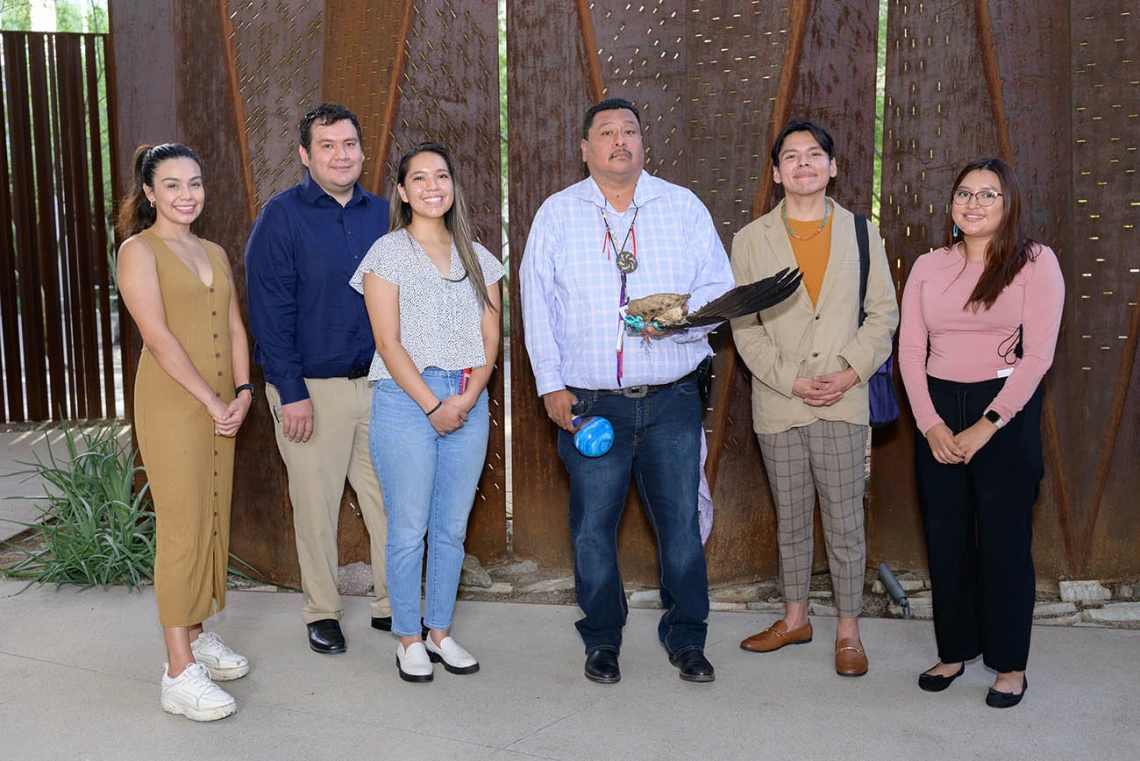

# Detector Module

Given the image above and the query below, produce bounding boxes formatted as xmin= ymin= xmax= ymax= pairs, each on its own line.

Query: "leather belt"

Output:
xmin=589 ymin=369 xmax=698 ymax=399
xmin=347 ymin=365 xmax=370 ymax=380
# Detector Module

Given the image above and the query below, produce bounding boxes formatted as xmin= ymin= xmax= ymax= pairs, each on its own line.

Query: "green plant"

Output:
xmin=2 ymin=421 xmax=155 ymax=591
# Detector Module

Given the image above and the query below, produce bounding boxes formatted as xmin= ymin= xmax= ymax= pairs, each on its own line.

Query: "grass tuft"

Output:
xmin=2 ymin=422 xmax=155 ymax=591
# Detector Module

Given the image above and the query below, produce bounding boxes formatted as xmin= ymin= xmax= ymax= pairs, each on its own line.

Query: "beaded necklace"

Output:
xmin=782 ymin=198 xmax=832 ymax=241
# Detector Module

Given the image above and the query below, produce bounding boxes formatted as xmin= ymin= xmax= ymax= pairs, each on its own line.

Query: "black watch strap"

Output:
xmin=235 ymin=383 xmax=255 ymax=400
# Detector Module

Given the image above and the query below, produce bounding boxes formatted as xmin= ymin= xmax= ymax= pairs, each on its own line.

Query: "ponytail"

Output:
xmin=115 ymin=143 xmax=201 ymax=239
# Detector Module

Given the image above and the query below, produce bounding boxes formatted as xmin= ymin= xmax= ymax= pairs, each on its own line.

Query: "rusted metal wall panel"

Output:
xmin=508 ymin=1 xmax=880 ymax=584
xmin=106 ymin=0 xmax=1139 ymax=586
xmin=875 ymin=0 xmax=1003 ymax=571
xmin=113 ymin=1 xmax=506 ymax=585
xmin=231 ymin=0 xmax=326 ymax=206
xmin=323 ymin=0 xmax=406 ymax=197
xmin=709 ymin=0 xmax=882 ymax=586
xmin=1067 ymin=2 xmax=1140 ymax=578
xmin=379 ymin=0 xmax=507 ymax=560
xmin=507 ymin=0 xmax=597 ymax=570
xmin=984 ymin=0 xmax=1076 ymax=579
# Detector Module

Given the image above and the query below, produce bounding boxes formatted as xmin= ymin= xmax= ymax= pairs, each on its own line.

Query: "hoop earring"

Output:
xmin=952 ymin=223 xmax=959 ymax=237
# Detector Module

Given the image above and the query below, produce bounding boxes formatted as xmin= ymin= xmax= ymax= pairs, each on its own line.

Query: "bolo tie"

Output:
xmin=600 ymin=204 xmax=639 ymax=386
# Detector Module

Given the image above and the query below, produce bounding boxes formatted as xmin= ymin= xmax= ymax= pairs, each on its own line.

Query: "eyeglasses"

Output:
xmin=952 ymin=189 xmax=1003 ymax=207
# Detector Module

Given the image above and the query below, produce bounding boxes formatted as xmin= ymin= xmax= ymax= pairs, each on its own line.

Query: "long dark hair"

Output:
xmin=951 ymin=157 xmax=1037 ymax=311
xmin=116 ymin=143 xmax=202 ymax=239
xmin=389 ymin=142 xmax=494 ymax=311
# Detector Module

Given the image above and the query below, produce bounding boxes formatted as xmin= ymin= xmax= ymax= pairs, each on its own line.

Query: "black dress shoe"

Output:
xmin=918 ymin=662 xmax=965 ymax=692
xmin=584 ymin=649 xmax=621 ymax=684
xmin=371 ymin=616 xmax=430 ymax=637
xmin=986 ymin=675 xmax=1027 ymax=708
xmin=671 ymin=650 xmax=715 ymax=683
xmin=307 ymin=619 xmax=346 ymax=654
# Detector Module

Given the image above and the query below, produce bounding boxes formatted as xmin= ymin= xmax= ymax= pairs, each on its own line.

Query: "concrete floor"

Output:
xmin=1 ymin=577 xmax=1138 ymax=761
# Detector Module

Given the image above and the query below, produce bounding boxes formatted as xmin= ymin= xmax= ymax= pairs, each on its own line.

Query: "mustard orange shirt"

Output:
xmin=786 ymin=213 xmax=833 ymax=305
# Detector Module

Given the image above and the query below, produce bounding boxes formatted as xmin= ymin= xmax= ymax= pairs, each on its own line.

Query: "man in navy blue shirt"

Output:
xmin=246 ymin=103 xmax=391 ymax=655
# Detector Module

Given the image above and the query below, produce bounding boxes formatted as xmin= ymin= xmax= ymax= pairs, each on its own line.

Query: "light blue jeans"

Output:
xmin=369 ymin=368 xmax=489 ymax=638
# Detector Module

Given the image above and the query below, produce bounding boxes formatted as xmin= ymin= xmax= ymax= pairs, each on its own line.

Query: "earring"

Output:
xmin=952 ymin=223 xmax=959 ymax=237
xmin=149 ymin=199 xmax=156 ymax=208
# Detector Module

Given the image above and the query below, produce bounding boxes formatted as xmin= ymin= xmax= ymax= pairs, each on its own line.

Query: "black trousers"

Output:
xmin=914 ymin=376 xmax=1044 ymax=672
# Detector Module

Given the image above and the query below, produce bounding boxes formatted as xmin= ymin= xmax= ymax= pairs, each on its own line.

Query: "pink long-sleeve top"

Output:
xmin=898 ymin=243 xmax=1064 ymax=435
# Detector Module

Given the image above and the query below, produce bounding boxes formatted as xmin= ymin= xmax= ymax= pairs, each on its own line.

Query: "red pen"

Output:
xmin=460 ymin=367 xmax=472 ymax=394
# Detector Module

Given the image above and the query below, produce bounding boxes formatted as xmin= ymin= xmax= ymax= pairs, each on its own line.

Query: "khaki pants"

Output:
xmin=266 ymin=378 xmax=388 ymax=624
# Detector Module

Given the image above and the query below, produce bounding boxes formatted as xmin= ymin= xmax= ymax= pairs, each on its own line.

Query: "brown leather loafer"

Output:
xmin=740 ymin=619 xmax=813 ymax=653
xmin=835 ymin=637 xmax=868 ymax=677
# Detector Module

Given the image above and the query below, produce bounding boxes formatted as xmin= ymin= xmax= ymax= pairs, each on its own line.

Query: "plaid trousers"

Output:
xmin=757 ymin=420 xmax=868 ymax=618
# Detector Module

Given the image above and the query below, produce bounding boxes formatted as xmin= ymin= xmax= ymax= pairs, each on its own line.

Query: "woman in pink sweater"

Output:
xmin=898 ymin=158 xmax=1064 ymax=709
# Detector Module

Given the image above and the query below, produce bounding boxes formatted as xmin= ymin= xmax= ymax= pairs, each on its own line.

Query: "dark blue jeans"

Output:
xmin=559 ymin=379 xmax=709 ymax=660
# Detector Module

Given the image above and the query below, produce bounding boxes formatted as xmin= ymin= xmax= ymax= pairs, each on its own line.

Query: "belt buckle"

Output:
xmin=623 ymin=384 xmax=649 ymax=398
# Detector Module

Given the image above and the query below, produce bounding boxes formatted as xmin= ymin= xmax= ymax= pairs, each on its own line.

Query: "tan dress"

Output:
xmin=133 ymin=229 xmax=234 ymax=627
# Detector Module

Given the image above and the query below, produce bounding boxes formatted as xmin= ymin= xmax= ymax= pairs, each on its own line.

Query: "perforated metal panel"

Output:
xmin=109 ymin=0 xmax=1140 ymax=584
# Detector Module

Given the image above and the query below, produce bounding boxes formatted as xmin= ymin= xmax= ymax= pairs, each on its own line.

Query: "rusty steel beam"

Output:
xmin=218 ymin=1 xmax=259 ymax=227
xmin=372 ymin=0 xmax=413 ymax=197
xmin=574 ymin=0 xmax=604 ymax=102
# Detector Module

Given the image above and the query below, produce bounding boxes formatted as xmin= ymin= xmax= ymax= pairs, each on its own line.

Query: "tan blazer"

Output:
xmin=730 ymin=199 xmax=899 ymax=435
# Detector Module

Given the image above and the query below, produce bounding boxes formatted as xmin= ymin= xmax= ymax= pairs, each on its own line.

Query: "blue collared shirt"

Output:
xmin=245 ymin=173 xmax=390 ymax=404
xmin=520 ymin=172 xmax=734 ymax=395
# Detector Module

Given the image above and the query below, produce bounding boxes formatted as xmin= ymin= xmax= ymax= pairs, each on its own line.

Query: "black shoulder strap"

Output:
xmin=855 ymin=214 xmax=869 ymax=327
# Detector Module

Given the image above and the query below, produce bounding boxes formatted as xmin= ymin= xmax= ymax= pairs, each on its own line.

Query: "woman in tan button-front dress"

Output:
xmin=116 ymin=144 xmax=252 ymax=722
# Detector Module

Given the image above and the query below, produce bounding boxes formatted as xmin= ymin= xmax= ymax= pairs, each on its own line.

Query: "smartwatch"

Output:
xmin=983 ymin=409 xmax=1005 ymax=429
xmin=235 ymin=383 xmax=255 ymax=400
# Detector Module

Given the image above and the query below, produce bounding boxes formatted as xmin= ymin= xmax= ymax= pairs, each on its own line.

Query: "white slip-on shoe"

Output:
xmin=191 ymin=631 xmax=250 ymax=681
xmin=396 ymin=641 xmax=434 ymax=683
xmin=424 ymin=635 xmax=480 ymax=675
xmin=161 ymin=662 xmax=237 ymax=722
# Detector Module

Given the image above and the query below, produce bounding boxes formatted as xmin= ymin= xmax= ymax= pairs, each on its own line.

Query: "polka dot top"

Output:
xmin=350 ymin=228 xmax=505 ymax=381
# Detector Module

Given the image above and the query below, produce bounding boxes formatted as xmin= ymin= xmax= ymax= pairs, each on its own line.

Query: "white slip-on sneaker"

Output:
xmin=424 ymin=635 xmax=480 ymax=675
xmin=191 ymin=631 xmax=250 ymax=681
xmin=396 ymin=641 xmax=434 ymax=683
xmin=161 ymin=662 xmax=236 ymax=722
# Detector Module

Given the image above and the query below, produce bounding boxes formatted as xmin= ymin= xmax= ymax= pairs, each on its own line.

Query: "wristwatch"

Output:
xmin=983 ymin=409 xmax=1005 ymax=429
xmin=235 ymin=383 xmax=255 ymax=400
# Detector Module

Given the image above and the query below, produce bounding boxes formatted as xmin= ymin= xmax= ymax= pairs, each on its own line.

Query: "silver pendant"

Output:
xmin=616 ymin=250 xmax=637 ymax=274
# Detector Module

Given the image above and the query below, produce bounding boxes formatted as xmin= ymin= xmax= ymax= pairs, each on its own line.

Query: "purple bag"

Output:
xmin=856 ymin=215 xmax=901 ymax=428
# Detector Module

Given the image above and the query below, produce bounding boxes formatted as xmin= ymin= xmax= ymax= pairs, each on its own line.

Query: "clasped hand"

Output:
xmin=429 ymin=395 xmax=470 ymax=435
xmin=925 ymin=419 xmax=996 ymax=465
xmin=209 ymin=394 xmax=251 ymax=438
xmin=793 ymin=368 xmax=859 ymax=407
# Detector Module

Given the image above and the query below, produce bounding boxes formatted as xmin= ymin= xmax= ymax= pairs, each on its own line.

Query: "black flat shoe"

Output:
xmin=584 ymin=649 xmax=621 ymax=684
xmin=307 ymin=619 xmax=346 ymax=654
xmin=671 ymin=650 xmax=715 ymax=683
xmin=918 ymin=662 xmax=965 ymax=692
xmin=371 ymin=615 xmax=428 ymax=637
xmin=986 ymin=675 xmax=1027 ymax=708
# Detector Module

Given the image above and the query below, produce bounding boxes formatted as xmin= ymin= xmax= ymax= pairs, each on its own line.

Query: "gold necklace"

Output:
xmin=782 ymin=199 xmax=832 ymax=241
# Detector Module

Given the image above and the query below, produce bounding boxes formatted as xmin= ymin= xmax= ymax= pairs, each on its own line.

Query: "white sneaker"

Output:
xmin=191 ymin=631 xmax=250 ymax=681
xmin=425 ymin=635 xmax=480 ymax=675
xmin=396 ymin=641 xmax=434 ymax=683
xmin=161 ymin=662 xmax=236 ymax=722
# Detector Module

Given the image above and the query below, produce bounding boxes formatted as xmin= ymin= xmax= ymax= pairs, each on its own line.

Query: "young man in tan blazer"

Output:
xmin=730 ymin=121 xmax=898 ymax=676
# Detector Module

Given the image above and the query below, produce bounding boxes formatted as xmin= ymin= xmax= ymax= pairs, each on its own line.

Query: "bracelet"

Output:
xmin=425 ymin=401 xmax=443 ymax=417
xmin=235 ymin=383 xmax=255 ymax=400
